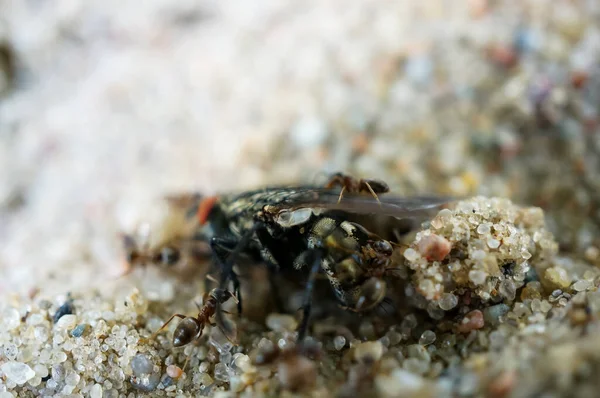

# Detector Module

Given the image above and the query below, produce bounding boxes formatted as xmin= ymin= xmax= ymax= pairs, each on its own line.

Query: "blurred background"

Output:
xmin=0 ymin=0 xmax=599 ymax=297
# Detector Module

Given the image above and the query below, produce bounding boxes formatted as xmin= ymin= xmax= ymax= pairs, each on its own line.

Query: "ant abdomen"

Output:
xmin=173 ymin=317 xmax=201 ymax=347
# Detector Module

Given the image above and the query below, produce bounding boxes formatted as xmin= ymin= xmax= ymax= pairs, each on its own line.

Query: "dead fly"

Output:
xmin=174 ymin=173 xmax=453 ymax=342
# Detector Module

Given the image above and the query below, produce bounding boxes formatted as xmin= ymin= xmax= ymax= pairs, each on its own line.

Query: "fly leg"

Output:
xmin=210 ymin=236 xmax=244 ymax=314
xmin=255 ymin=226 xmax=286 ymax=313
xmin=297 ymin=249 xmax=323 ymax=343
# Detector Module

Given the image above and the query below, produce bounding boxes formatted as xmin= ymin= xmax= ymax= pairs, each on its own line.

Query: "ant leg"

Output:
xmin=362 ymin=181 xmax=382 ymax=205
xmin=337 ymin=185 xmax=346 ymax=204
xmin=146 ymin=314 xmax=187 ymax=341
xmin=230 ymin=271 xmax=243 ymax=314
xmin=297 ymin=249 xmax=322 ymax=343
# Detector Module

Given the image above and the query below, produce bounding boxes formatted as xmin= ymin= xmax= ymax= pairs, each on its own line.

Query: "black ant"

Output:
xmin=324 ymin=172 xmax=389 ymax=204
xmin=147 ymin=287 xmax=238 ymax=350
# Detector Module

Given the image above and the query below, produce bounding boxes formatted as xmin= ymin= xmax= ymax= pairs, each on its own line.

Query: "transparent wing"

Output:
xmin=276 ymin=189 xmax=458 ymax=218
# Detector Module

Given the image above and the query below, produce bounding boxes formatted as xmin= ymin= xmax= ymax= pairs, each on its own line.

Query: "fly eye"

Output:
xmin=276 ymin=208 xmax=312 ymax=227
xmin=354 ymin=277 xmax=386 ymax=312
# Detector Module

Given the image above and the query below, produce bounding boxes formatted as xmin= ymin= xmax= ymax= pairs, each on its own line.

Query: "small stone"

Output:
xmin=70 ymin=324 xmax=90 ymax=338
xmin=0 ymin=392 xmax=15 ymax=398
xmin=476 ymin=223 xmax=491 ymax=235
xmin=89 ymin=384 xmax=103 ymax=398
xmin=469 ymin=270 xmax=487 ymax=285
xmin=544 ymin=267 xmax=572 ymax=290
xmin=265 ymin=313 xmax=298 ymax=332
xmin=1 ymin=361 xmax=36 ymax=385
xmin=333 ymin=335 xmax=346 ymax=351
xmin=376 ymin=368 xmax=424 ymax=397
xmin=520 ymin=282 xmax=543 ymax=300
xmin=166 ymin=365 xmax=183 ymax=379
xmin=214 ymin=363 xmax=230 ymax=382
xmin=3 ymin=343 xmax=18 ymax=360
xmin=403 ymin=248 xmax=420 ymax=262
xmin=499 ymin=279 xmax=516 ymax=301
xmin=210 ymin=327 xmax=233 ymax=354
xmin=27 ymin=313 xmax=44 ymax=325
xmin=419 ymin=330 xmax=436 ymax=346
xmin=65 ymin=370 xmax=80 ymax=386
xmin=1 ymin=308 xmax=20 ymax=330
xmin=439 ymin=293 xmax=458 ymax=310
xmin=483 ymin=304 xmax=510 ymax=326
xmin=55 ymin=314 xmax=77 ymax=330
xmin=33 ymin=364 xmax=48 ymax=378
xmin=233 ymin=354 xmax=251 ymax=372
xmin=354 ymin=341 xmax=383 ymax=362
xmin=572 ymin=280 xmax=591 ymax=292
xmin=457 ymin=310 xmax=485 ymax=333
xmin=131 ymin=353 xmax=154 ymax=375
xmin=416 ymin=234 xmax=451 ymax=261
xmin=487 ymin=238 xmax=501 ymax=249
xmin=131 ymin=372 xmax=161 ymax=392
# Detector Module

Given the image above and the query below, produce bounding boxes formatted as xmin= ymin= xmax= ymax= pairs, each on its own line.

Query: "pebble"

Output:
xmin=265 ymin=313 xmax=298 ymax=332
xmin=70 ymin=324 xmax=90 ymax=338
xmin=572 ymin=279 xmax=591 ymax=292
xmin=483 ymin=304 xmax=510 ymax=326
xmin=544 ymin=267 xmax=572 ymax=290
xmin=403 ymin=248 xmax=420 ymax=262
xmin=376 ymin=368 xmax=424 ymax=397
xmin=333 ymin=335 xmax=346 ymax=351
xmin=416 ymin=234 xmax=452 ymax=261
xmin=166 ymin=365 xmax=183 ymax=379
xmin=354 ymin=341 xmax=383 ymax=362
xmin=469 ymin=270 xmax=487 ymax=285
xmin=1 ymin=361 xmax=36 ymax=385
xmin=419 ymin=330 xmax=436 ymax=346
xmin=213 ymin=363 xmax=230 ymax=382
xmin=439 ymin=293 xmax=459 ymax=310
xmin=457 ymin=310 xmax=485 ymax=333
xmin=131 ymin=353 xmax=154 ymax=375
xmin=89 ymin=384 xmax=103 ymax=398
xmin=1 ymin=308 xmax=20 ymax=330
xmin=55 ymin=314 xmax=77 ymax=330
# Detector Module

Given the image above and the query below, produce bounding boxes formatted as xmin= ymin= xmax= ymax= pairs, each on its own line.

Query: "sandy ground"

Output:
xmin=1 ymin=1 xmax=600 ymax=396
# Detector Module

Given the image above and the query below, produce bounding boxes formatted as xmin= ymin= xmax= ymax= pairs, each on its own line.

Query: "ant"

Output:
xmin=324 ymin=172 xmax=389 ymax=204
xmin=120 ymin=230 xmax=181 ymax=276
xmin=146 ymin=286 xmax=238 ymax=357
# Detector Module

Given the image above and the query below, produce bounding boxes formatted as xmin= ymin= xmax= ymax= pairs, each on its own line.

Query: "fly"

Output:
xmin=136 ymin=173 xmax=453 ymax=343
xmin=179 ymin=173 xmax=453 ymax=342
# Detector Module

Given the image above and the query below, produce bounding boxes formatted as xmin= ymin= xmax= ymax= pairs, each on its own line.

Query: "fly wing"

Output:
xmin=279 ymin=189 xmax=457 ymax=218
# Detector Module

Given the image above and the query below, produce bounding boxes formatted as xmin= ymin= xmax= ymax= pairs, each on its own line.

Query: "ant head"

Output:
xmin=173 ymin=317 xmax=201 ymax=347
xmin=353 ymin=277 xmax=386 ymax=312
xmin=372 ymin=239 xmax=393 ymax=256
